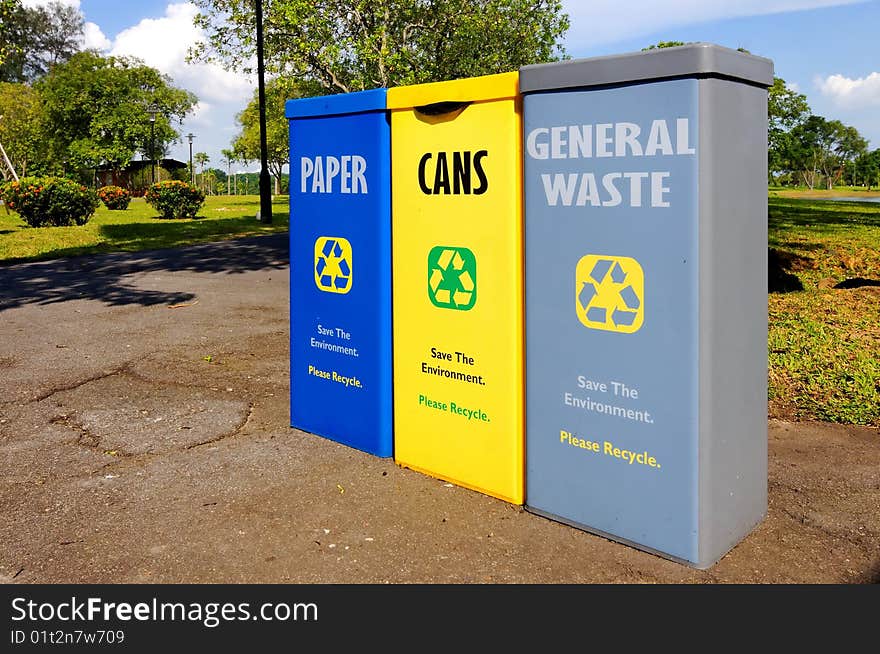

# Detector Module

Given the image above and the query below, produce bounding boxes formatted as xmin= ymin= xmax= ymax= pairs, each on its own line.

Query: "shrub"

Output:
xmin=97 ymin=185 xmax=131 ymax=210
xmin=144 ymin=180 xmax=205 ymax=219
xmin=0 ymin=177 xmax=99 ymax=227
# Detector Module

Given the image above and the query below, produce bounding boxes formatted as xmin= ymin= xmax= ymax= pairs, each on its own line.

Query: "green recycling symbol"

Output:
xmin=428 ymin=246 xmax=477 ymax=311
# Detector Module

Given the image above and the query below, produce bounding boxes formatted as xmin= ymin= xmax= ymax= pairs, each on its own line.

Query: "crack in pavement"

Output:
xmin=3 ymin=344 xmax=282 ymax=414
xmin=4 ymin=360 xmax=261 ymax=501
xmin=46 ymin=399 xmax=256 ymax=459
xmin=185 ymin=401 xmax=255 ymax=450
xmin=48 ymin=413 xmax=131 ymax=457
xmin=6 ymin=399 xmax=256 ymax=494
xmin=19 ymin=363 xmax=135 ymax=406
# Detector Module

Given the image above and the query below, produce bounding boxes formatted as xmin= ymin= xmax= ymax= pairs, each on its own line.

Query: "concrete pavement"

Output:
xmin=1 ymin=235 xmax=877 ymax=583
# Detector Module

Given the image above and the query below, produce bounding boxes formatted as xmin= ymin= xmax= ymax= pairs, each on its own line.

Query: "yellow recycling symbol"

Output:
xmin=575 ymin=254 xmax=644 ymax=334
xmin=314 ymin=236 xmax=352 ymax=294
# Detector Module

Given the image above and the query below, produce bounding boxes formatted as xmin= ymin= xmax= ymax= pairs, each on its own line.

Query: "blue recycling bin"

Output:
xmin=285 ymin=89 xmax=392 ymax=456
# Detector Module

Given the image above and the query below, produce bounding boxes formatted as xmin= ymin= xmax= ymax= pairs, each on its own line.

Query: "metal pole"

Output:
xmin=255 ymin=0 xmax=272 ymax=223
xmin=146 ymin=102 xmax=159 ymax=188
xmin=0 ymin=115 xmax=19 ymax=182
xmin=187 ymin=134 xmax=194 ymax=185
xmin=150 ymin=119 xmax=156 ymax=184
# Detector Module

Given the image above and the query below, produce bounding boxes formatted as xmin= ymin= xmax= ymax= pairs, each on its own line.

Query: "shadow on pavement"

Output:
xmin=0 ymin=234 xmax=289 ymax=312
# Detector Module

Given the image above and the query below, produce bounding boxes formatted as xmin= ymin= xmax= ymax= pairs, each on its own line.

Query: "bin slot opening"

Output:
xmin=414 ymin=100 xmax=472 ymax=117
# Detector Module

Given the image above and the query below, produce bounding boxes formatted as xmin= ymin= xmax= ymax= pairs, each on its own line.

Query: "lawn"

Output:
xmin=1 ymin=190 xmax=878 ymax=427
xmin=768 ymin=193 xmax=880 ymax=426
xmin=0 ymin=195 xmax=290 ymax=263
xmin=770 ymin=186 xmax=880 ymax=199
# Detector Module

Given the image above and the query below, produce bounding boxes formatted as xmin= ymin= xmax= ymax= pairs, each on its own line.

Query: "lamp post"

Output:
xmin=146 ymin=101 xmax=159 ymax=185
xmin=255 ymin=0 xmax=272 ymax=223
xmin=187 ymin=133 xmax=195 ymax=185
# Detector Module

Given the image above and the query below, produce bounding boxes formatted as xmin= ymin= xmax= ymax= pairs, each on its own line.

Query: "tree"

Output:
xmin=767 ymin=77 xmax=811 ymax=183
xmin=194 ymin=151 xmax=210 ymax=192
xmin=221 ymin=148 xmax=236 ymax=195
xmin=790 ymin=116 xmax=827 ymax=190
xmin=789 ymin=115 xmax=868 ymax=190
xmin=852 ymin=150 xmax=880 ymax=189
xmin=36 ymin=52 xmax=198 ymax=177
xmin=191 ymin=0 xmax=569 ymax=92
xmin=0 ymin=0 xmax=84 ymax=82
xmin=0 ymin=0 xmax=30 ymax=81
xmin=831 ymin=123 xmax=868 ymax=186
xmin=233 ymin=76 xmax=303 ymax=194
xmin=205 ymin=167 xmax=227 ymax=181
xmin=641 ymin=41 xmax=688 ymax=50
xmin=203 ymin=167 xmax=228 ymax=195
xmin=0 ymin=82 xmax=56 ymax=176
xmin=202 ymin=169 xmax=218 ymax=195
xmin=809 ymin=120 xmax=866 ymax=189
xmin=0 ymin=0 xmax=19 ymax=69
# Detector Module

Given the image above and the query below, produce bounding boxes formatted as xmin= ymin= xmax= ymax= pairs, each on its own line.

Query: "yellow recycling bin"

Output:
xmin=388 ymin=72 xmax=523 ymax=504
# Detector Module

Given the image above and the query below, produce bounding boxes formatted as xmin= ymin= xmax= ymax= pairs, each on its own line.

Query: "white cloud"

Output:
xmin=82 ymin=22 xmax=111 ymax=51
xmin=109 ymin=3 xmax=254 ymax=106
xmin=816 ymin=72 xmax=880 ymax=109
xmin=186 ymin=101 xmax=214 ymax=128
xmin=562 ymin=0 xmax=867 ymax=48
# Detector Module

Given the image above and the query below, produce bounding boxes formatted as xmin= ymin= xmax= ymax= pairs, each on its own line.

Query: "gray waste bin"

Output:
xmin=521 ymin=44 xmax=773 ymax=568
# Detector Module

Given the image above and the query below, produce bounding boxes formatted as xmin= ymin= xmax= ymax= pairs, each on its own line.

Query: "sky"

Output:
xmin=21 ymin=0 xmax=880 ymax=173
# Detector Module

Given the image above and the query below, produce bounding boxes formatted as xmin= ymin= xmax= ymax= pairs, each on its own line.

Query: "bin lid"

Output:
xmin=520 ymin=43 xmax=774 ymax=93
xmin=386 ymin=72 xmax=518 ymax=110
xmin=285 ymin=88 xmax=387 ymax=119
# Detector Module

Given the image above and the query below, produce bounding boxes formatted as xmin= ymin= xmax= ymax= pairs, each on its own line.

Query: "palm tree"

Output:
xmin=194 ymin=152 xmax=209 ymax=192
xmin=221 ymin=148 xmax=236 ymax=196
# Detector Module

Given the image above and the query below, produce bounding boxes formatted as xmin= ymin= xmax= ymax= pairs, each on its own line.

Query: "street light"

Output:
xmin=146 ymin=101 xmax=159 ymax=185
xmin=186 ymin=133 xmax=195 ymax=185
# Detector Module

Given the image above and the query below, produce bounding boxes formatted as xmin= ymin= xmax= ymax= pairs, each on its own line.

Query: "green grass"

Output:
xmin=768 ymin=194 xmax=880 ymax=426
xmin=0 ymin=195 xmax=289 ymax=264
xmin=770 ymin=185 xmax=880 ymax=197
